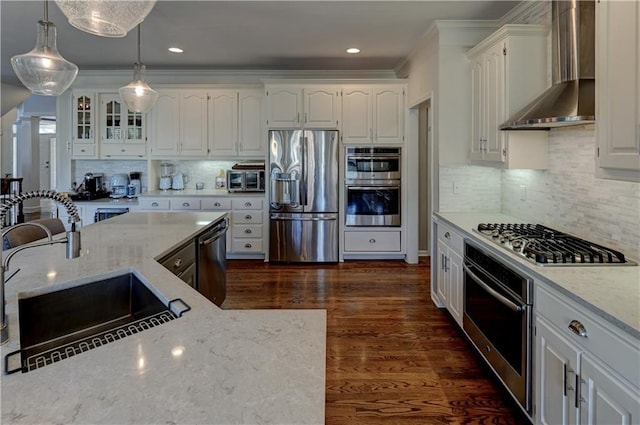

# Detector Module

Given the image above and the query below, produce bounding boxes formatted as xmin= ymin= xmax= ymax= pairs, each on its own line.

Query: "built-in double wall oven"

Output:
xmin=344 ymin=147 xmax=401 ymax=227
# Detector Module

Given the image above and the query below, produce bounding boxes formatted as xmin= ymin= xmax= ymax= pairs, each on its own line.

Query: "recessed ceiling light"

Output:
xmin=168 ymin=47 xmax=184 ymax=53
xmin=346 ymin=48 xmax=360 ymax=54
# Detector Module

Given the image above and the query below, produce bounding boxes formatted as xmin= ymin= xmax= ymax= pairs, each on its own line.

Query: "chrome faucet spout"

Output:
xmin=1 ymin=190 xmax=82 ymax=345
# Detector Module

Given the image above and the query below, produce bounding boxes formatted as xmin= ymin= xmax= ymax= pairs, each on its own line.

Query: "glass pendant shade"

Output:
xmin=11 ymin=20 xmax=78 ymax=96
xmin=119 ymin=63 xmax=158 ymax=113
xmin=55 ymin=0 xmax=157 ymax=38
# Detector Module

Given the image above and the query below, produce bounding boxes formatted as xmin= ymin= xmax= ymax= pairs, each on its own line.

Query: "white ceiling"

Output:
xmin=1 ymin=1 xmax=521 ymax=87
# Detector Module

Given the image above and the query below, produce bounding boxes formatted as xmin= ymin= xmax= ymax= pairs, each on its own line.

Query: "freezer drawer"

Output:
xmin=270 ymin=213 xmax=338 ymax=262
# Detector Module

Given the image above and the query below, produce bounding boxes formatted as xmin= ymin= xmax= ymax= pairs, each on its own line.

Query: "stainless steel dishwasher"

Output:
xmin=197 ymin=218 xmax=228 ymax=307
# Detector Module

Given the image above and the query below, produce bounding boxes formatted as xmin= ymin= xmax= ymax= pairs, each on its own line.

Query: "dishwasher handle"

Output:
xmin=199 ymin=219 xmax=228 ymax=246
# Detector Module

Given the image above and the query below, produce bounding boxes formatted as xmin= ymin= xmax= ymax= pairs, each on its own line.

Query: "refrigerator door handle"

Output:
xmin=301 ymin=134 xmax=308 ymax=206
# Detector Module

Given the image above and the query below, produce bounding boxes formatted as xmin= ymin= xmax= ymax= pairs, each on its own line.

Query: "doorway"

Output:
xmin=418 ymin=100 xmax=431 ymax=256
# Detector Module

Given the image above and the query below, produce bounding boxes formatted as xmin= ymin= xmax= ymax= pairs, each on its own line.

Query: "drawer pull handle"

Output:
xmin=214 ymin=202 xmax=221 ymax=207
xmin=369 ymin=239 xmax=376 ymax=244
xmin=183 ymin=202 xmax=190 ymax=207
xmin=152 ymin=202 xmax=158 ymax=207
xmin=244 ymin=202 xmax=252 ymax=207
xmin=444 ymin=231 xmax=450 ymax=239
xmin=244 ymin=229 xmax=252 ymax=234
xmin=568 ymin=320 xmax=588 ymax=338
xmin=245 ymin=214 xmax=252 ymax=220
xmin=244 ymin=243 xmax=252 ymax=248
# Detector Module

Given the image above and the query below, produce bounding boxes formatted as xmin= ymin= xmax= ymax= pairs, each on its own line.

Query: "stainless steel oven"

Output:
xmin=463 ymin=240 xmax=533 ymax=416
xmin=346 ymin=146 xmax=401 ymax=180
xmin=345 ymin=146 xmax=401 ymax=227
xmin=345 ymin=182 xmax=400 ymax=226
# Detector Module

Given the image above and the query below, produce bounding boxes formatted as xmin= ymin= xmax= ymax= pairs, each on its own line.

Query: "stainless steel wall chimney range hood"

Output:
xmin=500 ymin=0 xmax=595 ymax=130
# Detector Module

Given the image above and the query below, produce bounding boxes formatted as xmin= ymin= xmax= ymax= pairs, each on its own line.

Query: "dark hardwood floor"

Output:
xmin=224 ymin=258 xmax=529 ymax=425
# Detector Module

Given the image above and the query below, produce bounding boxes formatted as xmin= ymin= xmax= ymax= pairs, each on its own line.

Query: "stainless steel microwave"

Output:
xmin=226 ymin=170 xmax=265 ymax=192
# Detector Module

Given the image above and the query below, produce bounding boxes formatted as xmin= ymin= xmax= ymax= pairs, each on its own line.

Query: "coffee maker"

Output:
xmin=73 ymin=173 xmax=106 ymax=200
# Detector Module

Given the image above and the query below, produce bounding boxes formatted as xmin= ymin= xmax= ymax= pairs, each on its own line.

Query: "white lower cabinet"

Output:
xmin=344 ymin=231 xmax=400 ymax=252
xmin=434 ymin=222 xmax=463 ymax=326
xmin=136 ymin=195 xmax=267 ymax=257
xmin=138 ymin=198 xmax=170 ymax=210
xmin=170 ymin=198 xmax=201 ymax=211
xmin=229 ymin=198 xmax=263 ymax=255
xmin=535 ymin=284 xmax=640 ymax=425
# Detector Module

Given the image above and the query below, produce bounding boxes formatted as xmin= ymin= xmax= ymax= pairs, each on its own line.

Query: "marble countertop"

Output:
xmin=1 ymin=212 xmax=326 ymax=424
xmin=142 ymin=189 xmax=265 ymax=197
xmin=434 ymin=211 xmax=640 ymax=339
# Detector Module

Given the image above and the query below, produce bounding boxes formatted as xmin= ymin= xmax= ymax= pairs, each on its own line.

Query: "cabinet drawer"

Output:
xmin=101 ymin=143 xmax=146 ymax=158
xmin=72 ymin=144 xmax=96 ymax=157
xmin=536 ymin=284 xmax=639 ymax=382
xmin=232 ymin=224 xmax=263 ymax=239
xmin=232 ymin=210 xmax=263 ymax=224
xmin=201 ymin=198 xmax=232 ymax=210
xmin=171 ymin=198 xmax=201 ymax=210
xmin=344 ymin=231 xmax=401 ymax=252
xmin=231 ymin=238 xmax=263 ymax=253
xmin=437 ymin=223 xmax=463 ymax=253
xmin=232 ymin=198 xmax=263 ymax=210
xmin=138 ymin=198 xmax=170 ymax=210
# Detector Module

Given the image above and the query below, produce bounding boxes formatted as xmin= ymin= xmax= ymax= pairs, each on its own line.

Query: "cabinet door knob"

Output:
xmin=568 ymin=320 xmax=588 ymax=338
xmin=245 ymin=214 xmax=252 ymax=220
xmin=244 ymin=228 xmax=252 ymax=234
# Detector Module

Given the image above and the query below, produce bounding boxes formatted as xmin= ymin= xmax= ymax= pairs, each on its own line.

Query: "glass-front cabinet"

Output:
xmin=71 ymin=91 xmax=98 ymax=158
xmin=99 ymin=94 xmax=146 ymax=158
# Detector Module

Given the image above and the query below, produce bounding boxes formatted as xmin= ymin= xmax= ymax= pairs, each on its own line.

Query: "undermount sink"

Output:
xmin=7 ymin=272 xmax=189 ymax=374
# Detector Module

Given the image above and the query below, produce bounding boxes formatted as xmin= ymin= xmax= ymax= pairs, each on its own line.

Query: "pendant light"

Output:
xmin=119 ymin=24 xmax=158 ymax=113
xmin=11 ymin=0 xmax=78 ymax=96
xmin=55 ymin=0 xmax=157 ymax=38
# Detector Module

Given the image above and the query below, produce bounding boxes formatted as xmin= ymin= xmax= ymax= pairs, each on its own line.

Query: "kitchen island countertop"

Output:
xmin=1 ymin=211 xmax=325 ymax=424
xmin=435 ymin=211 xmax=640 ymax=339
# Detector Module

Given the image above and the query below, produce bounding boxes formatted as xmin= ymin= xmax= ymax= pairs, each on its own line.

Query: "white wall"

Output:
xmin=1 ymin=108 xmax=17 ymax=176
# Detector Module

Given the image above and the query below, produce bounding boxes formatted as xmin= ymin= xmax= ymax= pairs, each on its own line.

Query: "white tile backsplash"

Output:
xmin=501 ymin=125 xmax=640 ymax=260
xmin=439 ymin=165 xmax=501 ymax=212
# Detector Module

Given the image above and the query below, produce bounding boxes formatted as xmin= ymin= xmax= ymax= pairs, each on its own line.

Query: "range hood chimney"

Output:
xmin=500 ymin=0 xmax=595 ymax=130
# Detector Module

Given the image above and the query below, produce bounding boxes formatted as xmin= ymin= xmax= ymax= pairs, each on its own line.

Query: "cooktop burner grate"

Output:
xmin=475 ymin=223 xmax=633 ymax=266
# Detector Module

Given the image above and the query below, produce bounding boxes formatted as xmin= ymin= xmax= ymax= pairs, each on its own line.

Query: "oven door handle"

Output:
xmin=347 ymin=186 xmax=400 ymax=190
xmin=463 ymin=263 xmax=525 ymax=313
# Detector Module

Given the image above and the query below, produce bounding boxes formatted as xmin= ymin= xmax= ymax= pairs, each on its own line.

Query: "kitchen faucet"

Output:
xmin=0 ymin=190 xmax=81 ymax=345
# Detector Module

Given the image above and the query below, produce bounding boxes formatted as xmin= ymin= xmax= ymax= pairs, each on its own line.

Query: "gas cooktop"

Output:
xmin=475 ymin=223 xmax=636 ymax=266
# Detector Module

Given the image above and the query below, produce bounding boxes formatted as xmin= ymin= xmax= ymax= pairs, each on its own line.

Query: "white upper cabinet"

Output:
xmin=150 ymin=90 xmax=180 ymax=157
xmin=342 ymin=85 xmax=404 ymax=144
xmin=209 ymin=90 xmax=238 ymax=157
xmin=99 ymin=94 xmax=146 ymax=158
xmin=209 ymin=89 xmax=264 ymax=157
xmin=71 ymin=91 xmax=97 ymax=159
xmin=150 ymin=90 xmax=208 ymax=158
xmin=265 ymin=85 xmax=340 ymax=129
xmin=467 ymin=25 xmax=549 ymax=168
xmin=179 ymin=90 xmax=209 ymax=157
xmin=596 ymin=0 xmax=640 ymax=178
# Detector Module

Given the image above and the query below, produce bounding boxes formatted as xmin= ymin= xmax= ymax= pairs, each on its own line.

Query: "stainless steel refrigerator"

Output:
xmin=269 ymin=129 xmax=339 ymax=262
